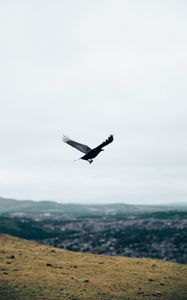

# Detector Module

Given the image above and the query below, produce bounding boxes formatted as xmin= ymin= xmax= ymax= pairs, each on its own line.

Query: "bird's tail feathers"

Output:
xmin=74 ymin=158 xmax=81 ymax=162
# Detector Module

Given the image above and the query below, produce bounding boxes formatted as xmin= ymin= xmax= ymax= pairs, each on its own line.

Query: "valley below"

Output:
xmin=0 ymin=197 xmax=187 ymax=264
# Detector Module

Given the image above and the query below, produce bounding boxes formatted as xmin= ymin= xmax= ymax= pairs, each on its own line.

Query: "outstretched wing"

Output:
xmin=62 ymin=136 xmax=92 ymax=154
xmin=96 ymin=135 xmax=114 ymax=149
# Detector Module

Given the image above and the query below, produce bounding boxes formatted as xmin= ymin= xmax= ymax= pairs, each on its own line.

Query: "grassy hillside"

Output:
xmin=0 ymin=234 xmax=187 ymax=300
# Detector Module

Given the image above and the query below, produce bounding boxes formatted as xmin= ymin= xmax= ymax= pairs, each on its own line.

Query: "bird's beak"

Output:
xmin=101 ymin=149 xmax=104 ymax=151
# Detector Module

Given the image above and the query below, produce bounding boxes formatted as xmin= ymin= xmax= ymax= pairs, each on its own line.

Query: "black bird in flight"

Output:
xmin=62 ymin=135 xmax=114 ymax=164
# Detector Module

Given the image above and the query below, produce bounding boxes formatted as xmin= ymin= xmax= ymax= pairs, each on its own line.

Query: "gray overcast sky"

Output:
xmin=0 ymin=0 xmax=187 ymax=204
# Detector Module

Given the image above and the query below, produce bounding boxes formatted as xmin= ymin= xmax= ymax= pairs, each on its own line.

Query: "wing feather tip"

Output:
xmin=62 ymin=135 xmax=70 ymax=143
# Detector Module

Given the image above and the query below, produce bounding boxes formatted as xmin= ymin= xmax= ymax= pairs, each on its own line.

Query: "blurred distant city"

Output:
xmin=0 ymin=197 xmax=187 ymax=263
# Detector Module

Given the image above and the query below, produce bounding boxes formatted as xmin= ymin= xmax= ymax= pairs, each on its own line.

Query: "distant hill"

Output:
xmin=0 ymin=197 xmax=64 ymax=214
xmin=1 ymin=197 xmax=187 ymax=216
xmin=0 ymin=233 xmax=187 ymax=300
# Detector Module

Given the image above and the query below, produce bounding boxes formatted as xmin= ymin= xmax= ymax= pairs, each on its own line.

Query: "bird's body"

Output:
xmin=81 ymin=147 xmax=104 ymax=163
xmin=62 ymin=135 xmax=113 ymax=164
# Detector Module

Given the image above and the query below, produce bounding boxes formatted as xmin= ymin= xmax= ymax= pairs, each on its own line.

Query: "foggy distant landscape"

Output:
xmin=0 ymin=197 xmax=187 ymax=264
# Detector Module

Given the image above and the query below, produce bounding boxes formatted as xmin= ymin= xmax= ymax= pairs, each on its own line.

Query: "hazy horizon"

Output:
xmin=1 ymin=195 xmax=187 ymax=207
xmin=0 ymin=1 xmax=187 ymax=204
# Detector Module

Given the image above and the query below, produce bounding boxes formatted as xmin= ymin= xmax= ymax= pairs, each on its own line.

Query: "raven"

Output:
xmin=62 ymin=135 xmax=114 ymax=164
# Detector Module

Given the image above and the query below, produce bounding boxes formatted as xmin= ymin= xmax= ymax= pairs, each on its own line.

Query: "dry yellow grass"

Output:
xmin=0 ymin=233 xmax=187 ymax=300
